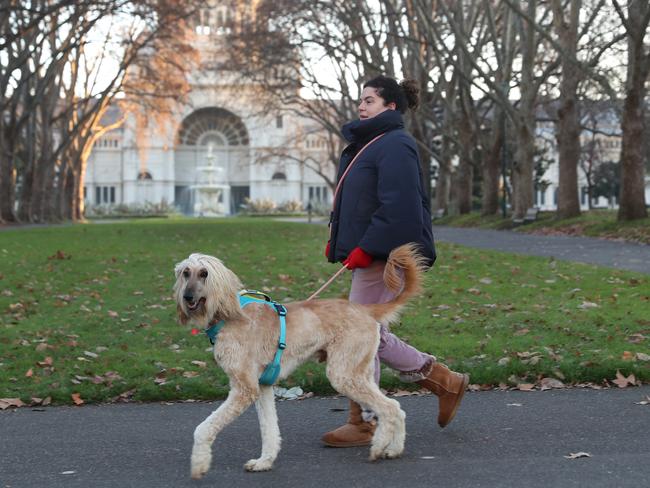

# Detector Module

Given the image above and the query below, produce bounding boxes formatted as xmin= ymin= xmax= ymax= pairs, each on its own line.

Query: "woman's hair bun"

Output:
xmin=399 ymin=79 xmax=420 ymax=111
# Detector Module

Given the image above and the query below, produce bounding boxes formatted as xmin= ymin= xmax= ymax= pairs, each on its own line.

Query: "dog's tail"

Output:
xmin=365 ymin=243 xmax=427 ymax=325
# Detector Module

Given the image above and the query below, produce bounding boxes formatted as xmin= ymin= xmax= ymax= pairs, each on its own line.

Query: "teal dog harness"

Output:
xmin=205 ymin=290 xmax=287 ymax=386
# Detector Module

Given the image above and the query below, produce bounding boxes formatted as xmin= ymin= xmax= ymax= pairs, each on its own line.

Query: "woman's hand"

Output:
xmin=343 ymin=247 xmax=373 ymax=269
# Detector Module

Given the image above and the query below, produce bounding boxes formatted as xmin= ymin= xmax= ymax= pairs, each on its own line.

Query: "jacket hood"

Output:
xmin=341 ymin=110 xmax=404 ymax=144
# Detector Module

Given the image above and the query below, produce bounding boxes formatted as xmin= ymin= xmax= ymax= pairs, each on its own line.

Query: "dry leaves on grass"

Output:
xmin=48 ymin=250 xmax=71 ymax=260
xmin=539 ymin=377 xmax=566 ymax=390
xmin=612 ymin=370 xmax=638 ymax=388
xmin=71 ymin=393 xmax=84 ymax=406
xmin=0 ymin=398 xmax=25 ymax=409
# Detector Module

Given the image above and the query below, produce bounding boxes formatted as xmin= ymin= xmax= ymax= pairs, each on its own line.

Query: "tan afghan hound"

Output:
xmin=173 ymin=243 xmax=426 ymax=478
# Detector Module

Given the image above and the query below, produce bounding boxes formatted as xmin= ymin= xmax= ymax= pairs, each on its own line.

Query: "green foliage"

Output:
xmin=0 ymin=219 xmax=648 ymax=406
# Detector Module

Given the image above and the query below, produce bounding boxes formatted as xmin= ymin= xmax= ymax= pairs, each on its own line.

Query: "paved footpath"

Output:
xmin=433 ymin=226 xmax=650 ymax=275
xmin=276 ymin=218 xmax=650 ymax=274
xmin=1 ymin=387 xmax=649 ymax=488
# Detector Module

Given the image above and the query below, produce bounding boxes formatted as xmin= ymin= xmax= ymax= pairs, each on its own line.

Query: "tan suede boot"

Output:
xmin=417 ymin=362 xmax=469 ymax=428
xmin=321 ymin=400 xmax=376 ymax=447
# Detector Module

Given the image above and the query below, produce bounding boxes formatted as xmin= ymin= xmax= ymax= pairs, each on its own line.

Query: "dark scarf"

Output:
xmin=341 ymin=110 xmax=404 ymax=146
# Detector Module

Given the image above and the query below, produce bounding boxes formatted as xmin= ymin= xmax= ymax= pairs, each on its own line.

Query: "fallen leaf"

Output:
xmin=578 ymin=301 xmax=599 ymax=310
xmin=48 ymin=250 xmax=70 ymax=260
xmin=25 ymin=368 xmax=33 ymax=377
xmin=37 ymin=357 xmax=53 ymax=367
xmin=0 ymin=398 xmax=25 ymax=409
xmin=391 ymin=389 xmax=418 ymax=397
xmin=540 ymin=377 xmax=565 ymax=390
xmin=277 ymin=274 xmax=293 ymax=283
xmin=107 ymin=310 xmax=119 ymax=318
xmin=517 ymin=383 xmax=535 ymax=391
xmin=564 ymin=452 xmax=591 ymax=459
xmin=514 ymin=328 xmax=530 ymax=336
xmin=634 ymin=395 xmax=650 ymax=406
xmin=621 ymin=351 xmax=635 ymax=361
xmin=71 ymin=393 xmax=84 ymax=406
xmin=636 ymin=352 xmax=650 ymax=362
xmin=191 ymin=360 xmax=207 ymax=368
xmin=612 ymin=370 xmax=636 ymax=388
xmin=627 ymin=334 xmax=645 ymax=344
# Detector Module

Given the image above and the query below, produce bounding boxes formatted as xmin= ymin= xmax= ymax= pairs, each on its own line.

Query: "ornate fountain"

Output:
xmin=192 ymin=144 xmax=230 ymax=216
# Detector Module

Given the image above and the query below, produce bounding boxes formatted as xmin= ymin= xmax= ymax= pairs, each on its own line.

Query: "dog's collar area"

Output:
xmin=204 ymin=290 xmax=287 ymax=385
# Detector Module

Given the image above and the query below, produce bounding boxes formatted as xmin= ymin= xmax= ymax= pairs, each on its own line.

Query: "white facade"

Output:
xmin=85 ymin=3 xmax=333 ymax=215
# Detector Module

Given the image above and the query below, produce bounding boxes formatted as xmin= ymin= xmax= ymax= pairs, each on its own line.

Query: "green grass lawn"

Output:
xmin=0 ymin=218 xmax=648 ymax=406
xmin=434 ymin=209 xmax=650 ymax=244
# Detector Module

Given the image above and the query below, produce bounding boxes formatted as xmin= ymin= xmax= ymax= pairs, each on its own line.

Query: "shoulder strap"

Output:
xmin=332 ymin=132 xmax=385 ymax=209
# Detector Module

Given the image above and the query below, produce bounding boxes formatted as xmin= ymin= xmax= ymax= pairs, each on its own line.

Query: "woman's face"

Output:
xmin=358 ymin=87 xmax=396 ymax=120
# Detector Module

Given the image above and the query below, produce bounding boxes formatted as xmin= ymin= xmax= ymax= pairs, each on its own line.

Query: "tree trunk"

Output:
xmin=556 ymin=92 xmax=582 ymax=218
xmin=435 ymin=137 xmax=452 ymax=212
xmin=618 ymin=85 xmax=648 ymax=220
xmin=0 ymin=133 xmax=18 ymax=223
xmin=617 ymin=0 xmax=649 ymax=221
xmin=512 ymin=115 xmax=536 ymax=220
xmin=456 ymin=113 xmax=474 ymax=214
xmin=553 ymin=0 xmax=582 ymax=219
xmin=481 ymin=116 xmax=504 ymax=215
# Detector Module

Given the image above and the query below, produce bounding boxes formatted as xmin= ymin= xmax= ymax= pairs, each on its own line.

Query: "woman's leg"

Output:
xmin=349 ymin=261 xmax=432 ymax=383
xmin=351 ymin=260 xmax=469 ymax=428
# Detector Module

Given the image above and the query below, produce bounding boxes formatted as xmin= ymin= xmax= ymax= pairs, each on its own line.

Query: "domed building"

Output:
xmin=85 ymin=1 xmax=333 ymax=216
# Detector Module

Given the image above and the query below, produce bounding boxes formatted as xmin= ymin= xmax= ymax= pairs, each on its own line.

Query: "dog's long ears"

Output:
xmin=177 ymin=304 xmax=189 ymax=325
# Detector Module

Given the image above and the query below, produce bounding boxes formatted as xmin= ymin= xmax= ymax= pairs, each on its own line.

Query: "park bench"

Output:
xmin=512 ymin=207 xmax=539 ymax=226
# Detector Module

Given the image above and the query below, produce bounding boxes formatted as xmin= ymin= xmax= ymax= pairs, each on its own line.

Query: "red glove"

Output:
xmin=325 ymin=241 xmax=330 ymax=258
xmin=343 ymin=247 xmax=373 ymax=270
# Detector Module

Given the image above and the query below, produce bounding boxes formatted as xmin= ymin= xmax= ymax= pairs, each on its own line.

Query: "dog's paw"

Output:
xmin=190 ymin=466 xmax=208 ymax=480
xmin=382 ymin=444 xmax=404 ymax=459
xmin=190 ymin=448 xmax=212 ymax=479
xmin=244 ymin=457 xmax=274 ymax=472
xmin=369 ymin=446 xmax=384 ymax=462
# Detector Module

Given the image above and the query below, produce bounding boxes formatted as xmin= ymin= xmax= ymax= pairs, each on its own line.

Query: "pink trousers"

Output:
xmin=349 ymin=260 xmax=433 ymax=384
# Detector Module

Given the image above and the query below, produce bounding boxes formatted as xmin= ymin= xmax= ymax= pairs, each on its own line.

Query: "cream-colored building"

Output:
xmin=85 ymin=2 xmax=333 ymax=215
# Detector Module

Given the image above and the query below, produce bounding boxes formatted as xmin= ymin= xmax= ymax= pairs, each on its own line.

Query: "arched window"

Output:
xmin=137 ymin=171 xmax=153 ymax=180
xmin=177 ymin=107 xmax=249 ymax=146
xmin=272 ymin=172 xmax=287 ymax=181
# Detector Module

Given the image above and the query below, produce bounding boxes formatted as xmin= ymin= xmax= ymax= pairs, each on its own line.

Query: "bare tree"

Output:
xmin=0 ymin=0 xmax=198 ymax=223
xmin=550 ymin=0 xmax=582 ymax=218
xmin=612 ymin=0 xmax=649 ymax=220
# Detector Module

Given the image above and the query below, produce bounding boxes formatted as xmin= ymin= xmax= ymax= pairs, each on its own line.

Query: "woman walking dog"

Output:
xmin=323 ymin=75 xmax=469 ymax=447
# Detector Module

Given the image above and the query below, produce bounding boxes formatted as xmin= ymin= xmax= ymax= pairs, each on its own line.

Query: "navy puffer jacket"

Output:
xmin=327 ymin=110 xmax=436 ymax=266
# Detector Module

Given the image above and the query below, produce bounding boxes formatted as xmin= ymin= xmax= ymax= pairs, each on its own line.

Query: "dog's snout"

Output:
xmin=183 ymin=292 xmax=195 ymax=302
